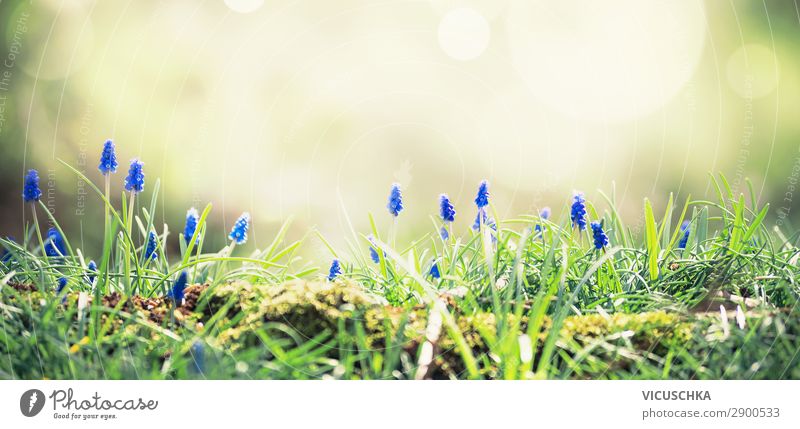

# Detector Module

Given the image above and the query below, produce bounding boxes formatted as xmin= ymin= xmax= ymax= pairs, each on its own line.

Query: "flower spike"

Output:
xmin=56 ymin=277 xmax=68 ymax=304
xmin=86 ymin=260 xmax=97 ymax=285
xmin=169 ymin=271 xmax=188 ymax=304
xmin=474 ymin=180 xmax=489 ymax=209
xmin=45 ymin=228 xmax=67 ymax=257
xmin=429 ymin=262 xmax=441 ymax=279
xmin=590 ymin=221 xmax=609 ymax=250
xmin=571 ymin=192 xmax=587 ymax=231
xmin=535 ymin=207 xmax=551 ymax=233
xmin=678 ymin=221 xmax=690 ymax=250
xmin=98 ymin=140 xmax=118 ymax=175
xmin=229 ymin=212 xmax=250 ymax=244
xmin=387 ymin=184 xmax=403 ymax=217
xmin=184 ymin=207 xmax=200 ymax=245
xmin=144 ymin=231 xmax=158 ymax=260
xmin=124 ymin=159 xmax=145 ymax=193
xmin=22 ymin=170 xmax=42 ymax=202
xmin=328 ymin=259 xmax=342 ymax=281
xmin=439 ymin=194 xmax=456 ymax=223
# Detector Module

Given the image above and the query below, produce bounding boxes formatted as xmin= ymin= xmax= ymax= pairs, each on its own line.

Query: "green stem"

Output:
xmin=126 ymin=192 xmax=135 ymax=294
xmin=126 ymin=192 xmax=135 ymax=237
xmin=102 ymin=175 xmax=111 ymax=294
xmin=30 ymin=203 xmax=46 ymax=256
xmin=391 ymin=217 xmax=397 ymax=250
xmin=30 ymin=204 xmax=51 ymax=292
xmin=104 ymin=175 xmax=110 ymax=239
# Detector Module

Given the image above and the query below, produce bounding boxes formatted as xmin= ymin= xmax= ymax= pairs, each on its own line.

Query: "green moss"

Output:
xmin=215 ymin=280 xmax=384 ymax=348
xmin=204 ymin=280 xmax=700 ymax=377
xmin=560 ymin=311 xmax=692 ymax=346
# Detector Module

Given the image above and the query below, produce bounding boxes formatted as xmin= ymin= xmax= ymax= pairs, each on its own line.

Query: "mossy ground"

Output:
xmin=3 ymin=279 xmax=795 ymax=380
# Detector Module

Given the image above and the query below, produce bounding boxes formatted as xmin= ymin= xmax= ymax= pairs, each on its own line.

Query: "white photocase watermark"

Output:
xmin=191 ymin=105 xmax=213 ymax=210
xmin=0 ymin=7 xmax=29 ymax=135
xmin=731 ymin=74 xmax=754 ymax=197
xmin=75 ymin=105 xmax=94 ymax=216
xmin=46 ymin=169 xmax=57 ymax=228
xmin=776 ymin=144 xmax=800 ymax=227
xmin=18 ymin=388 xmax=159 ymax=421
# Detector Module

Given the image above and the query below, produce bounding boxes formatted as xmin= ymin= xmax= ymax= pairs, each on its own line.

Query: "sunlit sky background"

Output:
xmin=1 ymin=0 xmax=798 ymax=257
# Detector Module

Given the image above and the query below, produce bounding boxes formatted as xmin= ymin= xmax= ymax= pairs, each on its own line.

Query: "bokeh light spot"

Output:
xmin=437 ymin=7 xmax=491 ymax=61
xmin=726 ymin=44 xmax=780 ymax=99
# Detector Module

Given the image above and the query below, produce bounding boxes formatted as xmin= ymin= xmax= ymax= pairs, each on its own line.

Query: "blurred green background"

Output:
xmin=0 ymin=0 xmax=798 ymax=259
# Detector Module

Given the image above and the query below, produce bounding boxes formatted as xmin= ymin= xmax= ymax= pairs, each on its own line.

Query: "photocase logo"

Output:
xmin=20 ymin=389 xmax=45 ymax=417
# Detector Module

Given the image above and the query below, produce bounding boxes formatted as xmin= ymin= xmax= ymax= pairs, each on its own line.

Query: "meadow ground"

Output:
xmin=1 ymin=157 xmax=799 ymax=380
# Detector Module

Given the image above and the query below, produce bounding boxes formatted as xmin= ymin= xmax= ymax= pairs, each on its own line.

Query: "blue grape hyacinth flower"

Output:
xmin=328 ymin=259 xmax=342 ymax=281
xmin=369 ymin=246 xmax=380 ymax=263
xmin=56 ymin=277 xmax=67 ymax=293
xmin=169 ymin=271 xmax=188 ymax=304
xmin=98 ymin=139 xmax=118 ymax=175
xmin=191 ymin=341 xmax=205 ymax=374
xmin=571 ymin=192 xmax=587 ymax=231
xmin=124 ymin=159 xmax=145 ymax=193
xmin=229 ymin=212 xmax=250 ymax=244
xmin=56 ymin=277 xmax=68 ymax=304
xmin=367 ymin=235 xmax=384 ymax=263
xmin=1 ymin=236 xmax=16 ymax=264
xmin=472 ymin=210 xmax=487 ymax=231
xmin=590 ymin=221 xmax=609 ymax=250
xmin=678 ymin=221 xmax=691 ymax=250
xmin=486 ymin=217 xmax=498 ymax=243
xmin=429 ymin=262 xmax=440 ymax=279
xmin=387 ymin=183 xmax=403 ymax=217
xmin=184 ymin=207 xmax=199 ymax=245
xmin=22 ymin=169 xmax=42 ymax=202
xmin=86 ymin=260 xmax=97 ymax=285
xmin=45 ymin=227 xmax=67 ymax=257
xmin=439 ymin=194 xmax=455 ymax=240
xmin=474 ymin=180 xmax=489 ymax=209
xmin=144 ymin=231 xmax=158 ymax=260
xmin=540 ymin=207 xmax=551 ymax=220
xmin=439 ymin=194 xmax=456 ymax=222
xmin=535 ymin=207 xmax=551 ymax=233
